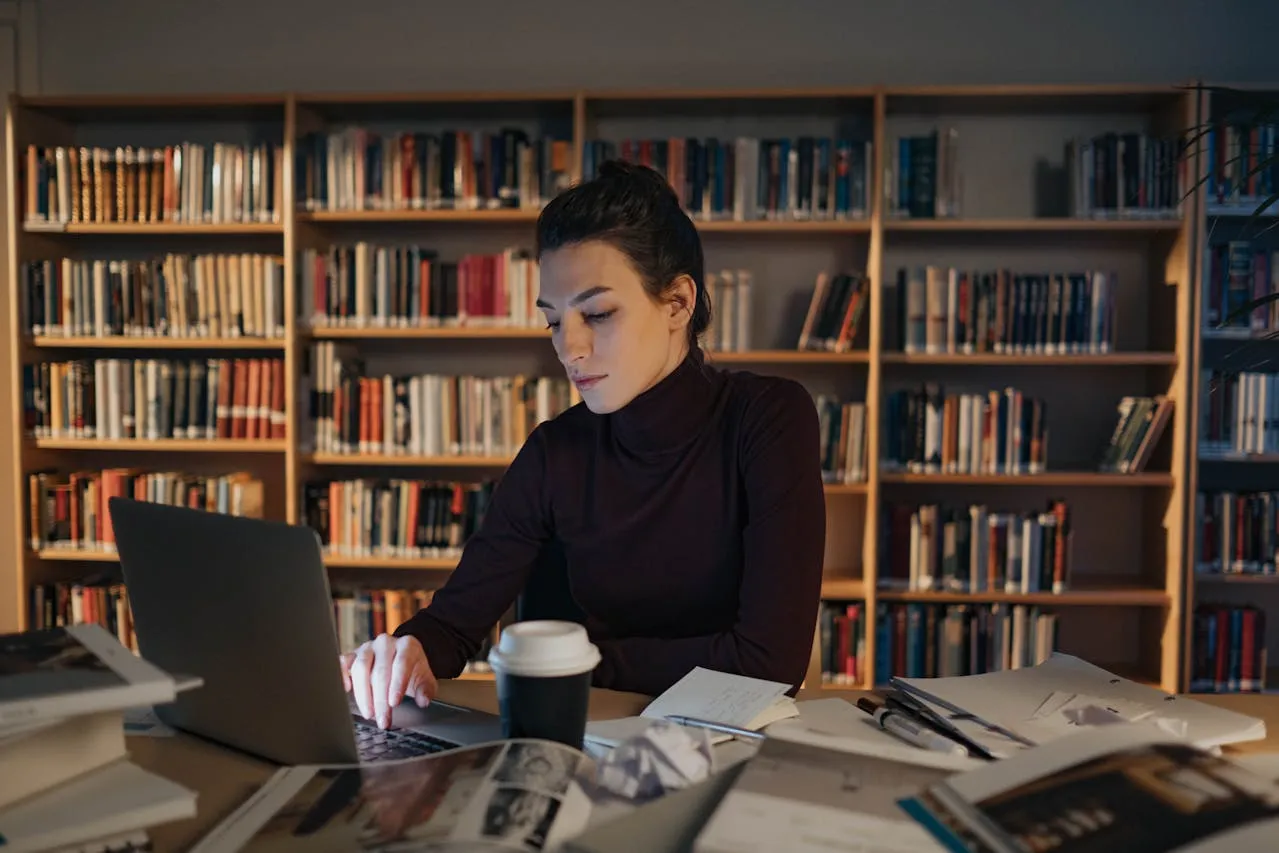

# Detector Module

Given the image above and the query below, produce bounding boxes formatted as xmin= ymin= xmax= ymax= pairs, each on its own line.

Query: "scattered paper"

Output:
xmin=595 ymin=720 xmax=715 ymax=801
xmin=1024 ymin=691 xmax=1189 ymax=741
xmin=640 ymin=667 xmax=793 ymax=730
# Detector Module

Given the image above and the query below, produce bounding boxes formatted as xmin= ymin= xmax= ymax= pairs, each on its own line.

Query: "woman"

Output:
xmin=344 ymin=160 xmax=827 ymax=729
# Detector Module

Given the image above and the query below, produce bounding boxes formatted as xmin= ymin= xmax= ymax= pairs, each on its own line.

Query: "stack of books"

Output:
xmin=0 ymin=623 xmax=198 ymax=851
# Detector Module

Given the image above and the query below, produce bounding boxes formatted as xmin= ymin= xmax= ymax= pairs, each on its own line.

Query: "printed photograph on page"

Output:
xmin=0 ymin=626 xmax=122 ymax=697
xmin=950 ymin=741 xmax=1279 ymax=852
xmin=223 ymin=739 xmax=606 ymax=852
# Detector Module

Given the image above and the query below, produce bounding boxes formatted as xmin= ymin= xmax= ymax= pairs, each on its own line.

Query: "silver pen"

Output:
xmin=664 ymin=714 xmax=766 ymax=741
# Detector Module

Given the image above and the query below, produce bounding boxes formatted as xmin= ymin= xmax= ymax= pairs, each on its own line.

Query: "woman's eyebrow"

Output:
xmin=536 ymin=285 xmax=612 ymax=310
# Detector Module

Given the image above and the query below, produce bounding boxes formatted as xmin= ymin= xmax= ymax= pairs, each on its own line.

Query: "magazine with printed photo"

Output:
xmin=899 ymin=723 xmax=1279 ymax=853
xmin=190 ymin=737 xmax=642 ymax=853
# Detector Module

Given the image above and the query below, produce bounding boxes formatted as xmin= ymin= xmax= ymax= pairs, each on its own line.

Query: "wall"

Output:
xmin=27 ymin=0 xmax=1279 ymax=95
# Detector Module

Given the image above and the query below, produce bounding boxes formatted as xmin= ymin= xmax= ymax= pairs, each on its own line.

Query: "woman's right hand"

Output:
xmin=340 ymin=633 xmax=438 ymax=730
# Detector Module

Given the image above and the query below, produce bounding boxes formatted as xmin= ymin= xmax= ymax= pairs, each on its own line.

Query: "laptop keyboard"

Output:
xmin=351 ymin=714 xmax=459 ymax=762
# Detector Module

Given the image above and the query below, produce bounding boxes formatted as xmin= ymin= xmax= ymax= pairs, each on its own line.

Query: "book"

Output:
xmin=0 ymin=623 xmax=180 ymax=729
xmin=0 ymin=709 xmax=127 ymax=810
xmin=898 ymin=723 xmax=1279 ymax=852
xmin=0 ymin=758 xmax=196 ymax=853
xmin=189 ymin=737 xmax=642 ymax=853
xmin=583 ymin=667 xmax=799 ymax=748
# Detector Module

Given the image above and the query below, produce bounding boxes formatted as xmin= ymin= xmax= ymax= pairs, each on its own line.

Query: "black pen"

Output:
xmin=880 ymin=692 xmax=996 ymax=761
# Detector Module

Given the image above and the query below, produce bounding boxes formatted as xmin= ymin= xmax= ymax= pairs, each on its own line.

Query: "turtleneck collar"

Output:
xmin=609 ymin=346 xmax=720 ymax=455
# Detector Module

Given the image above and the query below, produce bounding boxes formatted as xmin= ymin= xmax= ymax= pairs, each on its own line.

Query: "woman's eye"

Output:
xmin=545 ymin=320 xmax=560 ymax=330
xmin=584 ymin=310 xmax=615 ymax=324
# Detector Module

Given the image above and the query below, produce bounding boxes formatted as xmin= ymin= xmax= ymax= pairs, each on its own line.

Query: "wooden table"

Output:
xmin=126 ymin=683 xmax=1279 ymax=853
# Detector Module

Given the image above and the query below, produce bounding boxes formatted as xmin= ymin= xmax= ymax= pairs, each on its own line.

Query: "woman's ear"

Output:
xmin=666 ymin=274 xmax=696 ymax=331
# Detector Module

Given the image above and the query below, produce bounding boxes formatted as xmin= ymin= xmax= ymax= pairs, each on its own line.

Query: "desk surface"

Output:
xmin=126 ymin=683 xmax=1279 ymax=853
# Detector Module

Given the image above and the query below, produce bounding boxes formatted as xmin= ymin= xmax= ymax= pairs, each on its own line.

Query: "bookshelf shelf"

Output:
xmin=31 ymin=438 xmax=288 ymax=453
xmin=877 ymin=588 xmax=1169 ymax=606
xmin=694 ymin=220 xmax=871 ymax=234
xmin=3 ymin=82 xmax=1212 ymax=694
xmin=820 ymin=579 xmax=867 ymax=599
xmin=296 ymin=210 xmax=540 ymax=224
xmin=304 ymin=453 xmax=514 ymax=467
xmin=882 ymin=218 xmax=1184 ymax=233
xmin=879 ymin=472 xmax=1175 ymax=486
xmin=29 ymin=222 xmax=284 ymax=235
xmin=880 ymin=352 xmax=1178 ymax=366
xmin=323 ymin=556 xmax=459 ymax=570
xmin=707 ymin=350 xmax=869 ymax=364
xmin=305 ymin=327 xmax=548 ymax=341
xmin=34 ymin=548 xmax=119 ymax=562
xmin=27 ymin=336 xmax=286 ymax=350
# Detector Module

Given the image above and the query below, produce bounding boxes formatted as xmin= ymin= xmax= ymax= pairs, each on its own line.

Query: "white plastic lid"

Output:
xmin=487 ymin=620 xmax=601 ymax=678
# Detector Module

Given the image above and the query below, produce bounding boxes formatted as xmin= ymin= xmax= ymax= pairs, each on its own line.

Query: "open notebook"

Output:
xmin=585 ymin=667 xmax=798 ymax=747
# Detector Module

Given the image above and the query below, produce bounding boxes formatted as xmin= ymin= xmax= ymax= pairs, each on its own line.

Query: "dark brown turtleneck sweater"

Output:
xmin=393 ymin=346 xmax=827 ymax=696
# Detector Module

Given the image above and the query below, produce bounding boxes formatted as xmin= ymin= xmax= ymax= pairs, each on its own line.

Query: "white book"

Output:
xmin=0 ymin=759 xmax=195 ymax=853
xmin=585 ymin=667 xmax=797 ymax=748
xmin=0 ymin=623 xmax=179 ymax=730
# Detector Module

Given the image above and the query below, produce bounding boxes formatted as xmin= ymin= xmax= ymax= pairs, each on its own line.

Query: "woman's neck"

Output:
xmin=609 ymin=342 xmax=716 ymax=455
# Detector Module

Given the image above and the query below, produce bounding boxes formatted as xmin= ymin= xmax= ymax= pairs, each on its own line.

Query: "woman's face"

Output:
xmin=537 ymin=240 xmax=691 ymax=414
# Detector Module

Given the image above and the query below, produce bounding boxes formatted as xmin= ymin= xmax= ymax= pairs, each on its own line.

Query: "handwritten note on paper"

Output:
xmin=641 ymin=667 xmax=791 ymax=729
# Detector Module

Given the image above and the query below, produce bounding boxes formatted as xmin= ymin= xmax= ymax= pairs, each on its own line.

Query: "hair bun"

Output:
xmin=595 ymin=159 xmax=679 ymax=203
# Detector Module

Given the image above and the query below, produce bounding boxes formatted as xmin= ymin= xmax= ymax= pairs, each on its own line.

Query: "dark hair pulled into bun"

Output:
xmin=536 ymin=159 xmax=711 ymax=346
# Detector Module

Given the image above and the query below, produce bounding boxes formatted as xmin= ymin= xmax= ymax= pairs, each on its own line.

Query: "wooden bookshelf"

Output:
xmin=2 ymin=83 xmax=1215 ymax=694
xmin=1182 ymin=82 xmax=1279 ymax=696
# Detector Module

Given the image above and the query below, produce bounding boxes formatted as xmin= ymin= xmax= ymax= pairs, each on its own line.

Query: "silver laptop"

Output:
xmin=107 ymin=497 xmax=503 ymax=765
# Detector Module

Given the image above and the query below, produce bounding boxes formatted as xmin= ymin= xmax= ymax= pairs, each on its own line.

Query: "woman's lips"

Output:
xmin=573 ymin=374 xmax=606 ymax=391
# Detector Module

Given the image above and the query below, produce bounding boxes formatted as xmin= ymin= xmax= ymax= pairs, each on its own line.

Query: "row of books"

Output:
xmin=332 ymin=586 xmax=497 ymax=676
xmin=23 ymin=141 xmax=283 ymax=225
xmin=876 ymin=601 xmax=1060 ymax=681
xmin=28 ymin=578 xmax=136 ymax=652
xmin=303 ymin=478 xmax=494 ymax=560
xmin=887 ymin=129 xmax=961 ymax=219
xmin=296 ymin=128 xmax=574 ymax=212
xmin=1194 ymin=489 xmax=1279 ymax=577
xmin=299 ymin=244 xmax=542 ymax=330
xmin=879 ymin=500 xmax=1073 ymax=595
xmin=307 ymin=341 xmax=577 ymax=457
xmin=1198 ymin=369 xmax=1279 ymax=458
xmin=815 ymin=397 xmax=868 ymax=485
xmin=701 ymin=269 xmax=754 ymax=353
xmin=27 ymin=470 xmax=264 ymax=554
xmin=1204 ymin=120 xmax=1278 ymax=207
xmin=1066 ymin=132 xmax=1187 ymax=219
xmin=1099 ymin=394 xmax=1173 ymax=473
xmin=796 ymin=271 xmax=869 ymax=353
xmin=880 ymin=385 xmax=1049 ymax=475
xmin=23 ymin=357 xmax=286 ymax=442
xmin=817 ymin=600 xmax=866 ymax=686
xmin=894 ymin=266 xmax=1118 ymax=355
xmin=582 ymin=135 xmax=874 ymax=222
xmin=1188 ymin=604 xmax=1269 ymax=693
xmin=21 ymin=254 xmax=287 ymax=341
xmin=1202 ymin=240 xmax=1278 ymax=335
xmin=332 ymin=586 xmax=434 ymax=655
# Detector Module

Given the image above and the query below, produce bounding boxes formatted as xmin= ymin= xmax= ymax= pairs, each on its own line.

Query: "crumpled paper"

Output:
xmin=1062 ymin=703 xmax=1189 ymax=738
xmin=594 ymin=720 xmax=716 ymax=801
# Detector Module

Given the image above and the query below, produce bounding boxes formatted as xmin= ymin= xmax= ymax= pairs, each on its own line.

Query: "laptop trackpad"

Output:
xmin=389 ymin=698 xmax=504 ymax=744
